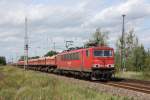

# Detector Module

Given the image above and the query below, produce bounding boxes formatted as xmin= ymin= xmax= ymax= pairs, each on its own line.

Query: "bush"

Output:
xmin=0 ymin=56 xmax=6 ymax=65
xmin=0 ymin=66 xmax=129 ymax=100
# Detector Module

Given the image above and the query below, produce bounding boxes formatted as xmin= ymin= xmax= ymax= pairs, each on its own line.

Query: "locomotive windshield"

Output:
xmin=94 ymin=50 xmax=112 ymax=57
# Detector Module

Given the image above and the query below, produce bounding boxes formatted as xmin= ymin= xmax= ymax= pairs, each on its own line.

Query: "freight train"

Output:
xmin=17 ymin=46 xmax=115 ymax=80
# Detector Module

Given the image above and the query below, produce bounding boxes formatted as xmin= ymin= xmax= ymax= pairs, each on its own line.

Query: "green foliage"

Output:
xmin=132 ymin=45 xmax=146 ymax=71
xmin=114 ymin=51 xmax=121 ymax=71
xmin=85 ymin=28 xmax=109 ymax=47
xmin=115 ymin=28 xmax=147 ymax=72
xmin=18 ymin=56 xmax=24 ymax=61
xmin=19 ymin=56 xmax=40 ymax=61
xmin=44 ymin=50 xmax=58 ymax=57
xmin=115 ymin=71 xmax=150 ymax=81
xmin=0 ymin=56 xmax=6 ymax=65
xmin=28 ymin=56 xmax=40 ymax=59
xmin=0 ymin=66 xmax=130 ymax=100
xmin=143 ymin=50 xmax=150 ymax=77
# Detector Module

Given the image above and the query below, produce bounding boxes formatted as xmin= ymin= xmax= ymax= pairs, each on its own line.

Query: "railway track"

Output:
xmin=105 ymin=82 xmax=150 ymax=94
xmin=50 ymin=71 xmax=150 ymax=94
xmin=57 ymin=72 xmax=150 ymax=94
xmin=99 ymin=78 xmax=150 ymax=94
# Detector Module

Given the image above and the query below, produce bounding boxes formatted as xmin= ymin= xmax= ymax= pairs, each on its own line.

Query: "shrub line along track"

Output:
xmin=18 ymin=66 xmax=150 ymax=94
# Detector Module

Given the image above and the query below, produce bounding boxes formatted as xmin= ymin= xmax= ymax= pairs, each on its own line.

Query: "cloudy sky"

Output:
xmin=0 ymin=0 xmax=150 ymax=62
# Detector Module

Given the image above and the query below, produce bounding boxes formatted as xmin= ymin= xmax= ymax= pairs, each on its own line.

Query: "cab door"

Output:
xmin=83 ymin=49 xmax=92 ymax=71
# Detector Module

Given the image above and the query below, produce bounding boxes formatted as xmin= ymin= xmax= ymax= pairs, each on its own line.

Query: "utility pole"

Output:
xmin=15 ymin=53 xmax=18 ymax=67
xmin=47 ymin=35 xmax=49 ymax=51
xmin=53 ymin=42 xmax=55 ymax=51
xmin=121 ymin=14 xmax=126 ymax=71
xmin=24 ymin=17 xmax=28 ymax=70
xmin=50 ymin=38 xmax=54 ymax=51
xmin=11 ymin=56 xmax=13 ymax=64
xmin=148 ymin=48 xmax=150 ymax=56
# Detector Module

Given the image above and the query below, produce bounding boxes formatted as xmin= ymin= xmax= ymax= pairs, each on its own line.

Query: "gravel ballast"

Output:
xmin=48 ymin=73 xmax=150 ymax=100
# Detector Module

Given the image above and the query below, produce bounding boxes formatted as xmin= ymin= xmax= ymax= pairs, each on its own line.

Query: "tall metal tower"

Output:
xmin=121 ymin=14 xmax=126 ymax=71
xmin=53 ymin=42 xmax=56 ymax=51
xmin=24 ymin=17 xmax=28 ymax=70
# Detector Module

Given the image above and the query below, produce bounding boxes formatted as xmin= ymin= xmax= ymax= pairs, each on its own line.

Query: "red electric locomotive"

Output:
xmin=17 ymin=46 xmax=115 ymax=80
xmin=56 ymin=46 xmax=115 ymax=80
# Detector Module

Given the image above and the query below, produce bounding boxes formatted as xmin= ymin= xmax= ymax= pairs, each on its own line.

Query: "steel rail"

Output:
xmin=105 ymin=82 xmax=150 ymax=94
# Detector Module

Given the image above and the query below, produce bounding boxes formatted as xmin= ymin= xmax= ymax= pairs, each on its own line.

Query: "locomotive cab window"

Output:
xmin=94 ymin=50 xmax=103 ymax=57
xmin=94 ymin=50 xmax=112 ymax=57
xmin=104 ymin=50 xmax=112 ymax=57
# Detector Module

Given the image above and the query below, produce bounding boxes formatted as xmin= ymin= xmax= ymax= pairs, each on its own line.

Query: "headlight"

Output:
xmin=93 ymin=64 xmax=114 ymax=68
xmin=93 ymin=64 xmax=100 ymax=68
xmin=111 ymin=64 xmax=114 ymax=67
xmin=93 ymin=64 xmax=103 ymax=68
xmin=107 ymin=64 xmax=114 ymax=67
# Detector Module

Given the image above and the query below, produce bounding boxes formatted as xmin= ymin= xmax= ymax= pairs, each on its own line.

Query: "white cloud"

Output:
xmin=82 ymin=0 xmax=150 ymax=28
xmin=0 ymin=0 xmax=150 ymax=61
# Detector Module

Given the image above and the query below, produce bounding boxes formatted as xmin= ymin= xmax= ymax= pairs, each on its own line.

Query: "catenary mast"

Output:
xmin=24 ymin=17 xmax=28 ymax=70
xmin=121 ymin=14 xmax=126 ymax=71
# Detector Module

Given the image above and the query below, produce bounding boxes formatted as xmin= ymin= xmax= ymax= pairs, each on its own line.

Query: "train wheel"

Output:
xmin=90 ymin=72 xmax=97 ymax=81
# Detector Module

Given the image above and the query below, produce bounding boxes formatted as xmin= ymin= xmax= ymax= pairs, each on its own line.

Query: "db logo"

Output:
xmin=67 ymin=62 xmax=71 ymax=65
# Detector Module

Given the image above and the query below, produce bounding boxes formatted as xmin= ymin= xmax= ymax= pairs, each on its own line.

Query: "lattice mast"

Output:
xmin=121 ymin=14 xmax=126 ymax=71
xmin=24 ymin=17 xmax=28 ymax=70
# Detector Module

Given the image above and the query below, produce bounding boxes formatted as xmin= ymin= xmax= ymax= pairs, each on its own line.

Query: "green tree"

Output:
xmin=132 ymin=45 xmax=146 ymax=71
xmin=143 ymin=49 xmax=150 ymax=77
xmin=19 ymin=56 xmax=40 ymax=61
xmin=19 ymin=56 xmax=24 ymax=61
xmin=114 ymin=51 xmax=121 ymax=71
xmin=85 ymin=28 xmax=109 ymax=47
xmin=116 ymin=29 xmax=138 ymax=57
xmin=44 ymin=50 xmax=58 ymax=57
xmin=0 ymin=56 xmax=6 ymax=65
xmin=115 ymin=28 xmax=146 ymax=71
xmin=28 ymin=56 xmax=40 ymax=59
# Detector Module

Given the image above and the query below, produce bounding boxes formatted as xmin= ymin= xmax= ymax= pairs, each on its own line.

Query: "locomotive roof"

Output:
xmin=45 ymin=55 xmax=56 ymax=59
xmin=59 ymin=46 xmax=113 ymax=55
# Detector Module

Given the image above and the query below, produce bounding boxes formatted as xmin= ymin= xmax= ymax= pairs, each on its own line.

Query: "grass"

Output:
xmin=115 ymin=71 xmax=150 ymax=81
xmin=0 ymin=66 xmax=130 ymax=100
